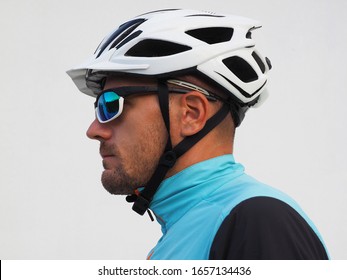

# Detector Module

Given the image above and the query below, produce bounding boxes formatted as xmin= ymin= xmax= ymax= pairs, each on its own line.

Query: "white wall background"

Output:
xmin=0 ymin=0 xmax=346 ymax=259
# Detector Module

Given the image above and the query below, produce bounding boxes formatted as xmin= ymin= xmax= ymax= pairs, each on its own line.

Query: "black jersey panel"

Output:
xmin=209 ymin=196 xmax=328 ymax=260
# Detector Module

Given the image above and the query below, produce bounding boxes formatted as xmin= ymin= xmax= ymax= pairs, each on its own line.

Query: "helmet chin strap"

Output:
xmin=126 ymin=80 xmax=230 ymax=218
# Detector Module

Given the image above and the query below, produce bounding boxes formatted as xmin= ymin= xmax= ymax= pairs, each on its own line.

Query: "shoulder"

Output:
xmin=209 ymin=196 xmax=328 ymax=260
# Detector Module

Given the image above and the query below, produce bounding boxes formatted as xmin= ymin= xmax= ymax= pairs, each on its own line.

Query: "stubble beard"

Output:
xmin=100 ymin=149 xmax=156 ymax=195
xmin=100 ymin=131 xmax=167 ymax=196
xmin=101 ymin=161 xmax=139 ymax=195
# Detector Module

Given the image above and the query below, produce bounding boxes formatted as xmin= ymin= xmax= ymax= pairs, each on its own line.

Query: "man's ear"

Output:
xmin=179 ymin=92 xmax=209 ymax=137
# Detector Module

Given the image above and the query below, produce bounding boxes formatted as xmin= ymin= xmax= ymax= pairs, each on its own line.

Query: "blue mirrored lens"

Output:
xmin=97 ymin=91 xmax=120 ymax=121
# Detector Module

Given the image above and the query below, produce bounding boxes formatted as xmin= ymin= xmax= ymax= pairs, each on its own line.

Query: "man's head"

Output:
xmin=86 ymin=77 xmax=166 ymax=195
xmin=86 ymin=75 xmax=233 ymax=195
xmin=67 ymin=9 xmax=271 ymax=214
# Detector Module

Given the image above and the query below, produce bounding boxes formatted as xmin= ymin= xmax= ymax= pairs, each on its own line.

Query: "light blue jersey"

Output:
xmin=147 ymin=155 xmax=328 ymax=259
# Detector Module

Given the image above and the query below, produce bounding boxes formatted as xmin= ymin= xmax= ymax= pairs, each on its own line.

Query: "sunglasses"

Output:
xmin=94 ymin=80 xmax=220 ymax=123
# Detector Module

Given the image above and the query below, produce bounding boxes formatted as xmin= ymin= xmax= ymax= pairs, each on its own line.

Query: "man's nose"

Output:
xmin=86 ymin=118 xmax=112 ymax=141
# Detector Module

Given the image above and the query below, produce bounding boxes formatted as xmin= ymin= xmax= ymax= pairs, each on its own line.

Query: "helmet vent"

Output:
xmin=110 ymin=23 xmax=144 ymax=50
xmin=125 ymin=39 xmax=192 ymax=57
xmin=95 ymin=18 xmax=146 ymax=58
xmin=223 ymin=56 xmax=258 ymax=83
xmin=185 ymin=27 xmax=233 ymax=44
xmin=252 ymin=51 xmax=266 ymax=73
xmin=115 ymin=30 xmax=143 ymax=49
xmin=246 ymin=31 xmax=252 ymax=39
xmin=186 ymin=13 xmax=224 ymax=18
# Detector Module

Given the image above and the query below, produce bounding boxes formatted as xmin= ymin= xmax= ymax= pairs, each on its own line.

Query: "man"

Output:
xmin=67 ymin=9 xmax=329 ymax=259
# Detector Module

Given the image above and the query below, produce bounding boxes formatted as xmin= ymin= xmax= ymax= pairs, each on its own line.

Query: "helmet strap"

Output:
xmin=127 ymin=80 xmax=230 ymax=217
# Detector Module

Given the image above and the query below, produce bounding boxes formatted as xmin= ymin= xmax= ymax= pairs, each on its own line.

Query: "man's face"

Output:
xmin=86 ymin=77 xmax=167 ymax=195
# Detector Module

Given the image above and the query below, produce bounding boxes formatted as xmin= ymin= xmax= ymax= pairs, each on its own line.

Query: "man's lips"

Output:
xmin=100 ymin=154 xmax=114 ymax=159
xmin=100 ymin=153 xmax=115 ymax=169
xmin=100 ymin=144 xmax=117 ymax=160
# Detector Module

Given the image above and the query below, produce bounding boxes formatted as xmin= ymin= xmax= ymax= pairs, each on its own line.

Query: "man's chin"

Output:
xmin=101 ymin=171 xmax=135 ymax=195
xmin=102 ymin=183 xmax=133 ymax=195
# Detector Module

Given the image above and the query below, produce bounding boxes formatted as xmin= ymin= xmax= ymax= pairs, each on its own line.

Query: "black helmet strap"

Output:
xmin=126 ymin=80 xmax=230 ymax=217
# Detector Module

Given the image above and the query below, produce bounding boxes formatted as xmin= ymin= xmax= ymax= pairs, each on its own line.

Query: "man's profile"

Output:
xmin=67 ymin=9 xmax=328 ymax=259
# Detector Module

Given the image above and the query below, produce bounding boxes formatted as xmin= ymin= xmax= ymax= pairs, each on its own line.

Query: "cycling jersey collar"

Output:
xmin=149 ymin=154 xmax=244 ymax=233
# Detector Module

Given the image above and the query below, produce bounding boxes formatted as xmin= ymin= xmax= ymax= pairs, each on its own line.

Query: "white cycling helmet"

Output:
xmin=67 ymin=8 xmax=271 ymax=107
